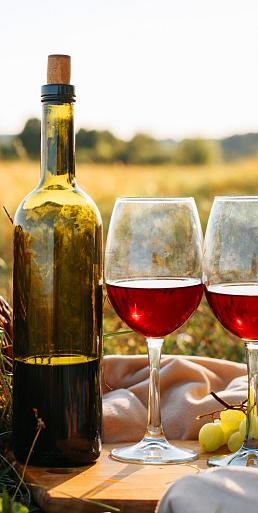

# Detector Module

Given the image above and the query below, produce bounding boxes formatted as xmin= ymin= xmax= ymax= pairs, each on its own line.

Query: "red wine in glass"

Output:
xmin=205 ymin=283 xmax=258 ymax=340
xmin=105 ymin=197 xmax=203 ymax=464
xmin=107 ymin=278 xmax=203 ymax=338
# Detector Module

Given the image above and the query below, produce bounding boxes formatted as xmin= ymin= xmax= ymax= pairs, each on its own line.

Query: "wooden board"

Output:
xmin=19 ymin=441 xmax=228 ymax=513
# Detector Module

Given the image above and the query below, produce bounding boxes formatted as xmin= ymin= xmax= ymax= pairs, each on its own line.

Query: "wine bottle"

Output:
xmin=13 ymin=55 xmax=103 ymax=466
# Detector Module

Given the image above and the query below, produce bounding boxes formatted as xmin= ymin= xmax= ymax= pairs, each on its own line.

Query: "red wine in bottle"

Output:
xmin=13 ymin=55 xmax=103 ymax=466
xmin=106 ymin=278 xmax=203 ymax=337
xmin=205 ymin=283 xmax=258 ymax=340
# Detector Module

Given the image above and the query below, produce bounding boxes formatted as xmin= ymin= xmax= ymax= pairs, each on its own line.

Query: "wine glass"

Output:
xmin=105 ymin=198 xmax=203 ymax=464
xmin=204 ymin=196 xmax=258 ymax=466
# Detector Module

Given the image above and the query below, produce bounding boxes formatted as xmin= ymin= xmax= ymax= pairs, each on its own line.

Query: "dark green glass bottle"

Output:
xmin=13 ymin=56 xmax=102 ymax=466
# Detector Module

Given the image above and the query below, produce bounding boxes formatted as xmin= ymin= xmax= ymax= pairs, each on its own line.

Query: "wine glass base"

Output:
xmin=208 ymin=446 xmax=258 ymax=467
xmin=110 ymin=437 xmax=198 ymax=465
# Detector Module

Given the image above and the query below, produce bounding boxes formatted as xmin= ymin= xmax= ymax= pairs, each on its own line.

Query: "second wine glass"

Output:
xmin=105 ymin=198 xmax=203 ymax=464
xmin=204 ymin=196 xmax=258 ymax=466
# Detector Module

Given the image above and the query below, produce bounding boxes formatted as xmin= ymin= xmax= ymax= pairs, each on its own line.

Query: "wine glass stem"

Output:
xmin=145 ymin=338 xmax=165 ymax=440
xmin=244 ymin=342 xmax=258 ymax=449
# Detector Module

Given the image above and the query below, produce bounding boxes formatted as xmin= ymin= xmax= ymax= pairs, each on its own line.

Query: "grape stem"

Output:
xmin=196 ymin=391 xmax=248 ymax=420
xmin=2 ymin=205 xmax=13 ymax=225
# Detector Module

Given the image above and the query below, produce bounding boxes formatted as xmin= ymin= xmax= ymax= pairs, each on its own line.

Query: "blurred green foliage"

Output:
xmin=3 ymin=118 xmax=258 ymax=165
xmin=1 ymin=119 xmax=223 ymax=165
xmin=175 ymin=138 xmax=222 ymax=165
xmin=0 ymin=139 xmax=26 ymax=160
xmin=19 ymin=119 xmax=41 ymax=159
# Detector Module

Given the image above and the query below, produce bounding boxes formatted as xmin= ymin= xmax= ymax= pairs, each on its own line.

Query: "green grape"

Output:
xmin=239 ymin=418 xmax=247 ymax=439
xmin=227 ymin=431 xmax=243 ymax=453
xmin=220 ymin=409 xmax=246 ymax=432
xmin=213 ymin=419 xmax=227 ymax=443
xmin=247 ymin=415 xmax=258 ymax=438
xmin=198 ymin=422 xmax=225 ymax=452
xmin=239 ymin=415 xmax=258 ymax=439
xmin=220 ymin=420 xmax=233 ymax=442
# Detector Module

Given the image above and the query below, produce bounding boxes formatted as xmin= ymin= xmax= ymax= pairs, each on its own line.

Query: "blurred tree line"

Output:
xmin=0 ymin=117 xmax=225 ymax=165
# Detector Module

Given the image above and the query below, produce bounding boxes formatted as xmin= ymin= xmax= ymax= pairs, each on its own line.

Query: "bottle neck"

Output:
xmin=40 ymin=102 xmax=75 ymax=187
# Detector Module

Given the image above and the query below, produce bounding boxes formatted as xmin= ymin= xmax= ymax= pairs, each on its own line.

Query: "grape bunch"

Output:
xmin=199 ymin=409 xmax=247 ymax=453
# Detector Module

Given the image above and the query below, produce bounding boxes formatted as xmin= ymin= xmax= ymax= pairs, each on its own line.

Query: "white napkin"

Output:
xmin=157 ymin=467 xmax=258 ymax=513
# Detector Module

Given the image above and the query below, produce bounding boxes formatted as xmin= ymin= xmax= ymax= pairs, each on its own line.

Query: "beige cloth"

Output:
xmin=157 ymin=467 xmax=258 ymax=513
xmin=102 ymin=355 xmax=247 ymax=442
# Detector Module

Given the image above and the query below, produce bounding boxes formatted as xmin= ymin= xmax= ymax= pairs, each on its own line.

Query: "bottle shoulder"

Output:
xmin=74 ymin=184 xmax=102 ymax=225
xmin=14 ymin=183 xmax=102 ymax=229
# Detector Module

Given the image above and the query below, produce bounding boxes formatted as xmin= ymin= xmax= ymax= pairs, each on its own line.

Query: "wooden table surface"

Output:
xmin=21 ymin=441 xmax=229 ymax=513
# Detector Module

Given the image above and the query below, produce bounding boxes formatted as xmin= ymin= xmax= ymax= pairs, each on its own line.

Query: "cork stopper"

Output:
xmin=47 ymin=54 xmax=71 ymax=84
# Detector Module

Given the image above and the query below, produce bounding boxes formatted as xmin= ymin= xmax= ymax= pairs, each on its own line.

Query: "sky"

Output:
xmin=1 ymin=0 xmax=258 ymax=140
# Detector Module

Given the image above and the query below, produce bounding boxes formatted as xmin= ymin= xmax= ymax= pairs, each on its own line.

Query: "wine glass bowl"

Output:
xmin=106 ymin=277 xmax=203 ymax=339
xmin=105 ymin=197 xmax=203 ymax=464
xmin=204 ymin=196 xmax=258 ymax=466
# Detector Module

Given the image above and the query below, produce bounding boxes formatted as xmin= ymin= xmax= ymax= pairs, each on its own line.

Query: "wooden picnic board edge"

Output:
xmin=29 ymin=484 xmax=157 ymax=513
xmin=9 ymin=441 xmax=228 ymax=513
xmin=21 ymin=463 xmax=163 ymax=513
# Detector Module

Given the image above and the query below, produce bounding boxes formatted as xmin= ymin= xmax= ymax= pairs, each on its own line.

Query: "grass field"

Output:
xmin=1 ymin=158 xmax=258 ymax=361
